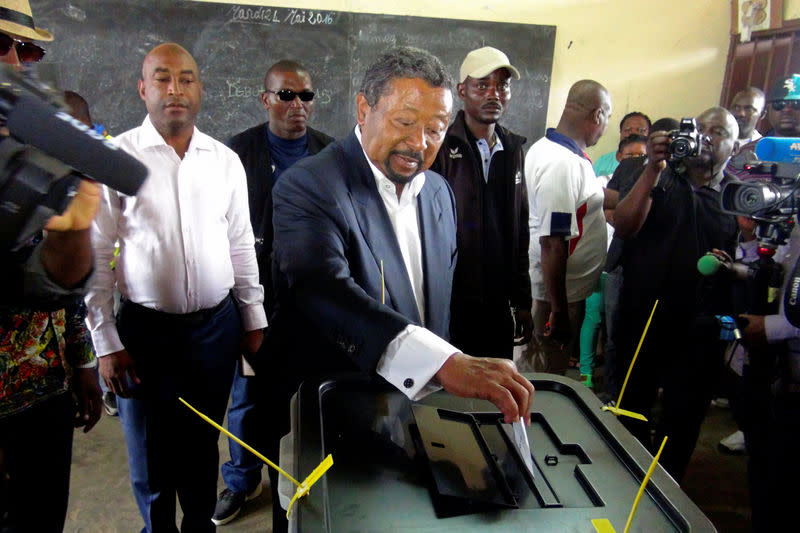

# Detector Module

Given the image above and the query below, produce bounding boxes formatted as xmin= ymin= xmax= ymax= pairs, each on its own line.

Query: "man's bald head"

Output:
xmin=141 ymin=43 xmax=199 ymax=81
xmin=565 ymin=80 xmax=610 ymax=112
xmin=557 ymin=79 xmax=612 ymax=149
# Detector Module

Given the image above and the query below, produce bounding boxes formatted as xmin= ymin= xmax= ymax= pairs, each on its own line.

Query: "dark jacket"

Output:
xmin=266 ymin=130 xmax=457 ymax=382
xmin=431 ymin=110 xmax=532 ymax=311
xmin=228 ymin=123 xmax=333 ymax=314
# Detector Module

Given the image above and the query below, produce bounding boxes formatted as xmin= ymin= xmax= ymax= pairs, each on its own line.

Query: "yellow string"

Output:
xmin=380 ymin=259 xmax=385 ymax=304
xmin=178 ymin=397 xmax=300 ymax=486
xmin=616 ymin=300 xmax=659 ymax=409
xmin=623 ymin=436 xmax=668 ymax=533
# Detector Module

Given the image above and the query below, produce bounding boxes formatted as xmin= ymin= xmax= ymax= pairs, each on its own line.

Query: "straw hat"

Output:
xmin=0 ymin=0 xmax=53 ymax=41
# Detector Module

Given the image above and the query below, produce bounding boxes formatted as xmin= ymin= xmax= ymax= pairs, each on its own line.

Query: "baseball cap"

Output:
xmin=459 ymin=46 xmax=520 ymax=83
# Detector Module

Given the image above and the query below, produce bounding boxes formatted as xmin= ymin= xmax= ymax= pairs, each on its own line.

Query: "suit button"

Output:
xmin=347 ymin=345 xmax=355 ymax=353
xmin=403 ymin=378 xmax=414 ymax=389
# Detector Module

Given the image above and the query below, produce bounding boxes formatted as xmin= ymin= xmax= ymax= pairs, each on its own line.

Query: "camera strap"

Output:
xmin=784 ymin=254 xmax=800 ymax=328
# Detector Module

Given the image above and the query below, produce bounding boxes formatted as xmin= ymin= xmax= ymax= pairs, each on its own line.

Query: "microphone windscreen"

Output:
xmin=697 ymin=253 xmax=721 ymax=276
xmin=5 ymin=93 xmax=148 ymax=195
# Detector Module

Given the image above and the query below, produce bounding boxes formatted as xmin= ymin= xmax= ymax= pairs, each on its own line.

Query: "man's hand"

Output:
xmin=44 ymin=179 xmax=101 ymax=232
xmin=72 ymin=367 xmax=102 ymax=433
xmin=739 ymin=314 xmax=767 ymax=349
xmin=645 ymin=130 xmax=671 ymax=174
xmin=545 ymin=309 xmax=571 ymax=346
xmin=99 ymin=349 xmax=140 ymax=398
xmin=514 ymin=308 xmax=533 ymax=345
xmin=435 ymin=353 xmax=534 ymax=424
xmin=241 ymin=328 xmax=264 ymax=355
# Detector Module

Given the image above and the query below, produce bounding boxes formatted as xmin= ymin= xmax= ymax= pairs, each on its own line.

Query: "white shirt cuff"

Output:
xmin=238 ymin=302 xmax=268 ymax=332
xmin=91 ymin=323 xmax=125 ymax=357
xmin=376 ymin=325 xmax=458 ymax=400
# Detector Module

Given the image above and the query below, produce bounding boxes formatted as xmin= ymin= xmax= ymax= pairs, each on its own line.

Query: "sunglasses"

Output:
xmin=770 ymin=100 xmax=800 ymax=111
xmin=0 ymin=33 xmax=45 ymax=63
xmin=265 ymin=89 xmax=315 ymax=102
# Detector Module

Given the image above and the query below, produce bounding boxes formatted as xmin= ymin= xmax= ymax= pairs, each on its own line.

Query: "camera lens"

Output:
xmin=730 ymin=183 xmax=780 ymax=213
xmin=671 ymin=138 xmax=693 ymax=158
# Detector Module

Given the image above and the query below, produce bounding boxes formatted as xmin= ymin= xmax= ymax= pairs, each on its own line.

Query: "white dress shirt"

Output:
xmin=354 ymin=126 xmax=458 ymax=400
xmin=86 ymin=116 xmax=267 ymax=356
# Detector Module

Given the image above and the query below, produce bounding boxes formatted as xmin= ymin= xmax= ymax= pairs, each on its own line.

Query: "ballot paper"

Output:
xmin=512 ymin=420 xmax=535 ymax=479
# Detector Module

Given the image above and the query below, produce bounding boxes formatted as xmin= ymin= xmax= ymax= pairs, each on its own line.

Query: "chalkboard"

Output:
xmin=34 ymin=1 xmax=555 ymax=144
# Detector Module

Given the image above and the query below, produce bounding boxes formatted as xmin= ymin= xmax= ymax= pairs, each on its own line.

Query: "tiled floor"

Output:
xmin=64 ymin=383 xmax=749 ymax=532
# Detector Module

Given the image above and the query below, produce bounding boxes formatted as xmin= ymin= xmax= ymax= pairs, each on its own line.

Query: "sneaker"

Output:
xmin=211 ymin=484 xmax=262 ymax=526
xmin=102 ymin=391 xmax=118 ymax=417
xmin=718 ymin=430 xmax=746 ymax=454
xmin=579 ymin=374 xmax=593 ymax=389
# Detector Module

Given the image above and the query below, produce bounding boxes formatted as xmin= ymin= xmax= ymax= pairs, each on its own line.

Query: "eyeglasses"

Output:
xmin=265 ymin=89 xmax=315 ymax=102
xmin=770 ymin=100 xmax=800 ymax=111
xmin=0 ymin=33 xmax=45 ymax=63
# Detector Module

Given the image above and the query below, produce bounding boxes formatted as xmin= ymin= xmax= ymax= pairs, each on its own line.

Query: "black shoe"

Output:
xmin=211 ymin=484 xmax=262 ymax=526
xmin=102 ymin=391 xmax=118 ymax=417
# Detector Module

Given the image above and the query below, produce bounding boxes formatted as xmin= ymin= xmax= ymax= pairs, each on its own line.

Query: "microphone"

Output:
xmin=697 ymin=252 xmax=750 ymax=279
xmin=3 ymin=93 xmax=147 ymax=195
xmin=697 ymin=253 xmax=724 ymax=276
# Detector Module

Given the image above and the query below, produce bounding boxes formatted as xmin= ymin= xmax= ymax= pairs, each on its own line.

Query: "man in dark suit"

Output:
xmin=266 ymin=46 xmax=534 ymax=533
xmin=212 ymin=60 xmax=334 ymax=526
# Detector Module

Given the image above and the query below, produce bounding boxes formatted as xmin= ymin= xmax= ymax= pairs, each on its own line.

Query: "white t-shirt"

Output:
xmin=525 ymin=137 xmax=607 ymax=302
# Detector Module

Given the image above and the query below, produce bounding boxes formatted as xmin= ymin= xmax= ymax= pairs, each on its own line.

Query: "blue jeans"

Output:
xmin=117 ymin=296 xmax=240 ymax=533
xmin=220 ymin=364 xmax=264 ymax=494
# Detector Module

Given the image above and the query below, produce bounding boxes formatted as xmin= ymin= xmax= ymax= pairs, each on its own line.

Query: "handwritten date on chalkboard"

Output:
xmin=228 ymin=6 xmax=336 ymax=26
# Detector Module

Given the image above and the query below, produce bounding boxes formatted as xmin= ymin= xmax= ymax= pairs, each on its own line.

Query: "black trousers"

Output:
xmin=614 ymin=309 xmax=724 ymax=482
xmin=116 ymin=296 xmax=240 ymax=533
xmin=0 ymin=392 xmax=75 ymax=533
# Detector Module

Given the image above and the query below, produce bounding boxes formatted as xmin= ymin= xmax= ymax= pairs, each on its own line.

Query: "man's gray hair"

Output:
xmin=359 ymin=46 xmax=453 ymax=107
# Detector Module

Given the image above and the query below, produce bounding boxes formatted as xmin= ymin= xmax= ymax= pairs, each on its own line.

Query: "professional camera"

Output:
xmin=0 ymin=64 xmax=147 ymax=251
xmin=668 ymin=117 xmax=702 ymax=161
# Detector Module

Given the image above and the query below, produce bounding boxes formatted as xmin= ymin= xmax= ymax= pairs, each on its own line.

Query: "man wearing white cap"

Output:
xmin=431 ymin=46 xmax=533 ymax=360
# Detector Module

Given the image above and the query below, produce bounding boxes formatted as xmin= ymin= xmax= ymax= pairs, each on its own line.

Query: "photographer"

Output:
xmin=0 ymin=1 xmax=102 ymax=531
xmin=613 ymin=107 xmax=740 ymax=482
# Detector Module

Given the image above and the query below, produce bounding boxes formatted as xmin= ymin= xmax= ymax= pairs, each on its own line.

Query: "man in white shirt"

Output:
xmin=266 ymin=46 xmax=534 ymax=533
xmin=519 ymin=80 xmax=615 ymax=375
xmin=85 ymin=43 xmax=267 ymax=533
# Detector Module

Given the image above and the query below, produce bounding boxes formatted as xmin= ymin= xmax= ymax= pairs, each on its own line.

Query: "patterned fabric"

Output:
xmin=0 ymin=301 xmax=95 ymax=419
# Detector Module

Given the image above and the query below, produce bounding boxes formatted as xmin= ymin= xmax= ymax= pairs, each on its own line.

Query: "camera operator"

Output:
xmin=0 ymin=1 xmax=102 ymax=531
xmin=613 ymin=107 xmax=740 ymax=482
xmin=728 ymin=227 xmax=799 ymax=531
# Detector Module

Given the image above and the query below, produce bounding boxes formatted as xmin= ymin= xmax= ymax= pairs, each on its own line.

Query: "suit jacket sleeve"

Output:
xmin=272 ymin=164 xmax=413 ymax=373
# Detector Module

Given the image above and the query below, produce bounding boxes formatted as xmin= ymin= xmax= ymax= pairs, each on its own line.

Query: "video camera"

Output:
xmin=718 ymin=137 xmax=800 ymax=327
xmin=0 ymin=64 xmax=147 ymax=251
xmin=721 ymin=138 xmax=800 ymax=249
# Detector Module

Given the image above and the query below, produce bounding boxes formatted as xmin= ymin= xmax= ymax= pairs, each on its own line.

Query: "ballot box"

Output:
xmin=281 ymin=374 xmax=716 ymax=532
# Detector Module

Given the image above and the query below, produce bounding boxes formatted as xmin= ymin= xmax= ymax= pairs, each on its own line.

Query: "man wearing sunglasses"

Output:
xmin=212 ymin=60 xmax=333 ymax=527
xmin=728 ymin=75 xmax=800 ymax=180
xmin=0 ymin=1 xmax=103 ymax=531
